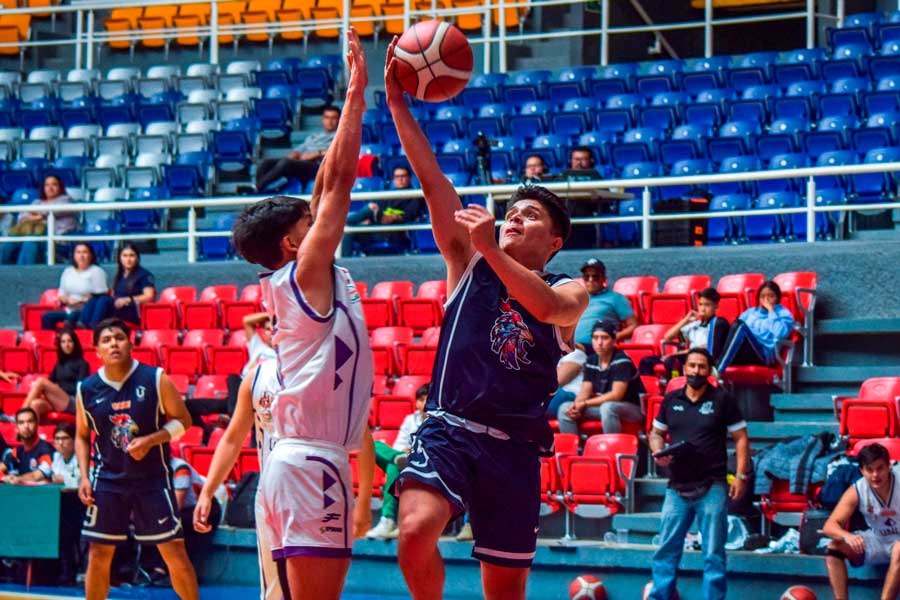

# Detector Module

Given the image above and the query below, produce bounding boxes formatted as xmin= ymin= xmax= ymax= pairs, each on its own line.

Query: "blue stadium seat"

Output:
xmin=758 ymin=153 xmax=807 ymax=194
xmin=121 ymin=186 xmax=166 ymax=234
xmin=163 ymin=151 xmax=211 ymax=197
xmin=590 ymin=64 xmax=635 ymax=101
xmin=666 ymin=158 xmax=711 ymax=198
xmin=45 ymin=156 xmax=88 ymax=187
xmin=8 ymin=187 xmax=39 ymax=205
xmin=727 ymin=52 xmax=777 ymax=91
xmin=658 ymin=124 xmax=706 ymax=166
xmin=773 ymin=48 xmax=826 ymax=85
xmin=606 ymin=93 xmax=643 ymax=117
xmin=850 ymin=146 xmax=900 ymax=202
xmin=635 ymin=60 xmax=682 ymax=98
xmin=708 ymin=155 xmax=760 ymax=196
xmin=610 ymin=198 xmax=641 ymax=247
xmin=531 ymin=134 xmax=568 ymax=166
xmin=253 ymin=98 xmax=293 ymax=139
xmin=755 ymin=117 xmax=805 ymax=161
xmin=435 ymin=153 xmax=468 ymax=175
xmin=678 ymin=56 xmax=730 ymax=94
xmin=507 ymin=100 xmax=554 ymax=140
xmin=863 ymin=78 xmax=900 ymax=116
xmin=813 ymin=187 xmax=844 ymax=239
xmin=610 ymin=127 xmax=660 ymax=170
xmin=294 ymin=68 xmax=334 ymax=105
xmin=212 ymin=130 xmax=252 ymax=173
xmin=683 ymin=102 xmax=724 ymax=131
xmin=550 ymin=112 xmax=588 ymax=137
xmin=502 ymin=70 xmax=551 ymax=104
xmin=547 ymin=67 xmax=594 ymax=105
xmin=815 ymin=149 xmax=858 ymax=192
xmin=850 ymin=112 xmax=900 ymax=153
xmin=707 ymin=120 xmax=760 ymax=164
xmin=199 ymin=213 xmax=236 ymax=261
xmin=578 ymin=130 xmax=616 ymax=161
xmin=746 ymin=191 xmax=798 ymax=241
xmin=590 ymin=109 xmax=632 ymax=138
xmin=423 ymin=120 xmax=461 ymax=146
xmin=637 ymin=106 xmax=676 ymax=132
xmin=621 ymin=161 xmax=662 ymax=202
xmin=709 ymin=193 xmax=751 ymax=244
xmin=83 ymin=218 xmax=119 ymax=262
xmin=801 ymin=116 xmax=856 ymax=159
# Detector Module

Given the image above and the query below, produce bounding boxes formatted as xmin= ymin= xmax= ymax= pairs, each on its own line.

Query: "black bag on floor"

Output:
xmin=224 ymin=471 xmax=259 ymax=528
xmin=799 ymin=509 xmax=831 ymax=555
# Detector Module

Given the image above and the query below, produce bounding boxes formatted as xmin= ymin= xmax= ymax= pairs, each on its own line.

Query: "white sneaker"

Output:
xmin=366 ymin=517 xmax=397 ymax=540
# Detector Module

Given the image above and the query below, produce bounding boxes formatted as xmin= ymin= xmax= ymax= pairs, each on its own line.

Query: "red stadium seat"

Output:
xmin=43 ymin=412 xmax=77 ymax=426
xmin=221 ymin=301 xmax=258 ymax=331
xmin=183 ymin=328 xmax=226 ymax=348
xmin=207 ymin=427 xmax=226 ymax=448
xmin=240 ymin=284 xmax=262 ymax=304
xmin=181 ymin=301 xmax=219 ymax=329
xmin=81 ymin=347 xmax=103 ymax=373
xmin=72 ymin=329 xmax=93 ymax=348
xmin=372 ymin=428 xmax=398 ymax=447
xmin=169 ymin=425 xmax=205 ymax=459
xmin=393 ymin=375 xmax=430 ymax=399
xmin=540 ymin=432 xmax=580 ymax=514
xmin=131 ymin=346 xmax=158 ymax=367
xmin=200 ymin=285 xmax=238 ymax=305
xmin=721 ymin=339 xmax=794 ymax=392
xmin=183 ymin=446 xmax=216 ymax=476
xmin=401 ymin=326 xmax=440 ymax=376
xmin=355 ymin=281 xmax=368 ymax=299
xmin=228 ymin=329 xmax=250 ymax=347
xmin=560 ymin=434 xmax=639 ymax=532
xmin=162 ymin=347 xmax=204 ymax=380
xmin=141 ymin=303 xmax=179 ymax=330
xmin=169 ymin=373 xmax=191 ymax=398
xmin=238 ymin=448 xmax=260 ymax=477
xmin=362 ymin=280 xmax=414 ymax=330
xmin=372 ymin=395 xmax=415 ymax=429
xmin=716 ymin=273 xmax=765 ymax=323
xmin=194 ymin=375 xmax=230 ymax=399
xmin=20 ymin=330 xmax=56 ymax=351
xmin=1 ymin=391 xmax=26 ymax=415
xmin=852 ymin=438 xmax=900 ymax=461
xmin=398 ymin=280 xmax=446 ymax=333
xmin=643 ymin=275 xmax=712 ymax=325
xmin=139 ymin=329 xmax=180 ymax=362
xmin=0 ymin=330 xmax=18 ymax=347
xmin=0 ymin=421 xmax=16 ymax=444
xmin=160 ymin=286 xmax=198 ymax=305
xmin=612 ymin=276 xmax=659 ymax=323
xmin=836 ymin=377 xmax=900 ymax=444
xmin=206 ymin=345 xmax=248 ymax=375
xmin=757 ymin=478 xmax=820 ymax=533
xmin=37 ymin=347 xmax=57 ymax=373
xmin=773 ymin=271 xmax=817 ymax=366
xmin=370 ymin=326 xmax=414 ymax=376
xmin=0 ymin=348 xmax=32 ymax=374
xmin=617 ymin=324 xmax=670 ymax=365
xmin=19 ymin=289 xmax=60 ymax=331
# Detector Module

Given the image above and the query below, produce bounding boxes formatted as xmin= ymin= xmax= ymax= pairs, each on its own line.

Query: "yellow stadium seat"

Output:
xmin=216 ymin=1 xmax=247 ymax=47
xmin=0 ymin=0 xmax=16 ymax=9
xmin=451 ymin=0 xmax=483 ymax=31
xmin=311 ymin=0 xmax=343 ymax=39
xmin=414 ymin=0 xmax=447 ymax=21
xmin=492 ymin=0 xmax=526 ymax=29
xmin=242 ymin=0 xmax=281 ymax=43
xmin=380 ymin=1 xmax=405 ymax=36
xmin=138 ymin=5 xmax=178 ymax=53
xmin=350 ymin=1 xmax=379 ymax=39
xmin=275 ymin=0 xmax=312 ymax=41
xmin=25 ymin=0 xmax=57 ymax=19
xmin=0 ymin=14 xmax=29 ymax=65
xmin=174 ymin=3 xmax=210 ymax=51
xmin=103 ymin=7 xmax=142 ymax=51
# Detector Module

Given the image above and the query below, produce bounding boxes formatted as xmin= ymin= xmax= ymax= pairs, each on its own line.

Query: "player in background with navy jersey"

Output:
xmin=231 ymin=29 xmax=374 ymax=600
xmin=384 ymin=41 xmax=589 ymax=600
xmin=75 ymin=318 xmax=198 ymax=600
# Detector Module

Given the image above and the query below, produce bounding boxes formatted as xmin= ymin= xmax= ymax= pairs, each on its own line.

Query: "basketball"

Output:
xmin=781 ymin=585 xmax=817 ymax=600
xmin=392 ymin=19 xmax=474 ymax=102
xmin=568 ymin=574 xmax=607 ymax=600
xmin=642 ymin=581 xmax=679 ymax=599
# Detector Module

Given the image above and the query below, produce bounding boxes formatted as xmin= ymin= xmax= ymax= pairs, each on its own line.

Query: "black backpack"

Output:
xmin=225 ymin=471 xmax=259 ymax=528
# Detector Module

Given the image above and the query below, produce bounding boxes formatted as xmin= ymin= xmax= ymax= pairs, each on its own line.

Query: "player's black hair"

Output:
xmin=685 ymin=347 xmax=713 ymax=368
xmin=508 ymin=184 xmax=571 ymax=242
xmin=54 ymin=422 xmax=75 ymax=438
xmin=756 ymin=280 xmax=783 ymax=305
xmin=56 ymin=326 xmax=84 ymax=364
xmin=93 ymin=318 xmax=131 ymax=346
xmin=70 ymin=242 xmax=97 ymax=268
xmin=15 ymin=406 xmax=38 ymax=423
xmin=698 ymin=287 xmax=721 ymax=304
xmin=858 ymin=443 xmax=891 ymax=468
xmin=232 ymin=196 xmax=311 ymax=270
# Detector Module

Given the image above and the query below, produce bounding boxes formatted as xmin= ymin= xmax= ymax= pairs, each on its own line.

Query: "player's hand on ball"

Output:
xmin=126 ymin=435 xmax=153 ymax=461
xmin=352 ymin=499 xmax=371 ymax=539
xmin=193 ymin=494 xmax=214 ymax=534
xmin=78 ymin=478 xmax=94 ymax=506
xmin=454 ymin=204 xmax=497 ymax=253
xmin=383 ymin=36 xmax=404 ymax=107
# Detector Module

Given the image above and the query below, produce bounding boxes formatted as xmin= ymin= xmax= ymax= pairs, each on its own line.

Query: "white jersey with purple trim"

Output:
xmin=250 ymin=359 xmax=280 ymax=468
xmin=262 ymin=262 xmax=373 ymax=451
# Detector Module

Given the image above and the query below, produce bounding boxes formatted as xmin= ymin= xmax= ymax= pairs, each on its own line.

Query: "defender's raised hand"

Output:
xmin=384 ymin=36 xmax=405 ymax=108
xmin=346 ymin=27 xmax=368 ymax=96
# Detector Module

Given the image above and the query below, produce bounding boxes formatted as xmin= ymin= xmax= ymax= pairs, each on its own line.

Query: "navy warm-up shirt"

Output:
xmin=78 ymin=360 xmax=172 ymax=492
xmin=427 ymin=254 xmax=573 ymax=452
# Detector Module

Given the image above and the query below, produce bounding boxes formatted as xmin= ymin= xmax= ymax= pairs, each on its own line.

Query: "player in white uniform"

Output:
xmin=194 ymin=358 xmax=281 ymax=600
xmin=230 ymin=29 xmax=375 ymax=600
xmin=824 ymin=442 xmax=900 ymax=600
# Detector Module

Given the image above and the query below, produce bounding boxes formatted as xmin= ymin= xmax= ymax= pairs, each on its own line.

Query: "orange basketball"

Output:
xmin=393 ymin=20 xmax=473 ymax=102
xmin=781 ymin=586 xmax=817 ymax=600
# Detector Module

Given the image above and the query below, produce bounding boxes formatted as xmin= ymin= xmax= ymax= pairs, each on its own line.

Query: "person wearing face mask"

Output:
xmin=647 ymin=348 xmax=750 ymax=600
xmin=557 ymin=319 xmax=644 ymax=435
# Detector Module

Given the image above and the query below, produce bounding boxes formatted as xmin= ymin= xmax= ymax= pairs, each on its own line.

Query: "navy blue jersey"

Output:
xmin=427 ymin=254 xmax=573 ymax=451
xmin=78 ymin=360 xmax=171 ymax=492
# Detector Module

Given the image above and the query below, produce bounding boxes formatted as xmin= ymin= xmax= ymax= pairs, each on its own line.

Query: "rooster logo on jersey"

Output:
xmin=490 ymin=299 xmax=534 ymax=370
xmin=109 ymin=414 xmax=139 ymax=451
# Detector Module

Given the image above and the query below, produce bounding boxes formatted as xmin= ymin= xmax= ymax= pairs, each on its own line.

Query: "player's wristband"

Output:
xmin=163 ymin=419 xmax=186 ymax=440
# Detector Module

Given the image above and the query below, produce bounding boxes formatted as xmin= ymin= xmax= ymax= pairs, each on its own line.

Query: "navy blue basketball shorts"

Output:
xmin=394 ymin=417 xmax=541 ymax=568
xmin=82 ymin=488 xmax=183 ymax=545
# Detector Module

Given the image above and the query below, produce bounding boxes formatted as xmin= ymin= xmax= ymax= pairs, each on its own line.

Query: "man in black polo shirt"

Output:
xmin=0 ymin=407 xmax=54 ymax=483
xmin=647 ymin=348 xmax=750 ymax=600
xmin=557 ymin=319 xmax=644 ymax=434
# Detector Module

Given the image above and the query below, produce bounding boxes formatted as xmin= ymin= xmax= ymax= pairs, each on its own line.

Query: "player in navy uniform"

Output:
xmin=384 ymin=43 xmax=589 ymax=599
xmin=74 ymin=318 xmax=198 ymax=600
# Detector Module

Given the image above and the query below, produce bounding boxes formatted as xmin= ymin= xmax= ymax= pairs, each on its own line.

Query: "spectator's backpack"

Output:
xmin=224 ymin=471 xmax=258 ymax=528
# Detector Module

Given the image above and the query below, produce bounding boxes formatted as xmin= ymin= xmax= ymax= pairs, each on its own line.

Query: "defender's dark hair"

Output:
xmin=858 ymin=443 xmax=891 ymax=468
xmin=756 ymin=280 xmax=783 ymax=305
xmin=685 ymin=347 xmax=713 ymax=367
xmin=232 ymin=196 xmax=311 ymax=270
xmin=698 ymin=287 xmax=721 ymax=304
xmin=56 ymin=327 xmax=84 ymax=364
xmin=508 ymin=184 xmax=571 ymax=242
xmin=93 ymin=318 xmax=131 ymax=346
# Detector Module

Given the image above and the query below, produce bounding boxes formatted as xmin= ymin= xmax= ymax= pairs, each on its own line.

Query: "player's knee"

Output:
xmin=34 ymin=376 xmax=49 ymax=389
xmin=88 ymin=543 xmax=115 ymax=565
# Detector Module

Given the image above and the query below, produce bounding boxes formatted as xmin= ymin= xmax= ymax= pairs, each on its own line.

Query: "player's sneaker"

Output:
xmin=366 ymin=517 xmax=397 ymax=540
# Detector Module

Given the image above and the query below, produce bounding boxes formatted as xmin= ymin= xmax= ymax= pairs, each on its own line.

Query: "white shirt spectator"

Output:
xmin=51 ymin=451 xmax=80 ymax=488
xmin=393 ymin=412 xmax=425 ymax=452
xmin=58 ymin=265 xmax=108 ymax=307
xmin=559 ymin=348 xmax=587 ymax=394
xmin=680 ymin=320 xmax=711 ymax=349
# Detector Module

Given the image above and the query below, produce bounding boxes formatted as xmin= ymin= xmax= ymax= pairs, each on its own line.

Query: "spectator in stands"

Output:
xmin=344 ymin=165 xmax=422 ymax=256
xmin=648 ymin=348 xmax=749 ymax=600
xmin=252 ymin=105 xmax=340 ymax=193
xmin=715 ymin=281 xmax=795 ymax=373
xmin=639 ymin=288 xmax=730 ymax=378
xmin=40 ymin=243 xmax=109 ymax=331
xmin=241 ymin=312 xmax=276 ymax=377
xmin=823 ymin=442 xmax=900 ymax=600
xmin=50 ymin=422 xmax=79 ymax=487
xmin=557 ymin=320 xmax=644 ymax=434
xmin=546 ymin=347 xmax=587 ymax=419
xmin=561 ymin=147 xmax=604 ymax=249
xmin=84 ymin=243 xmax=156 ymax=328
xmin=1 ymin=175 xmax=77 ymax=266
xmin=0 ymin=407 xmax=53 ymax=483
xmin=367 ymin=384 xmax=429 ymax=540
xmin=521 ymin=154 xmax=549 ymax=184
xmin=574 ymin=259 xmax=638 ymax=349
xmin=22 ymin=327 xmax=90 ymax=419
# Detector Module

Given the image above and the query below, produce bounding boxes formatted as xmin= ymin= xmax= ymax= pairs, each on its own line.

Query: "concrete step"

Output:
xmin=746 ymin=421 xmax=838 ymax=445
xmin=817 ymin=318 xmax=900 ymax=336
xmin=770 ymin=393 xmax=837 ymax=423
xmin=633 ymin=478 xmax=668 ymax=513
xmin=797 ymin=365 xmax=900 ymax=385
xmin=611 ymin=512 xmax=663 ymax=544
